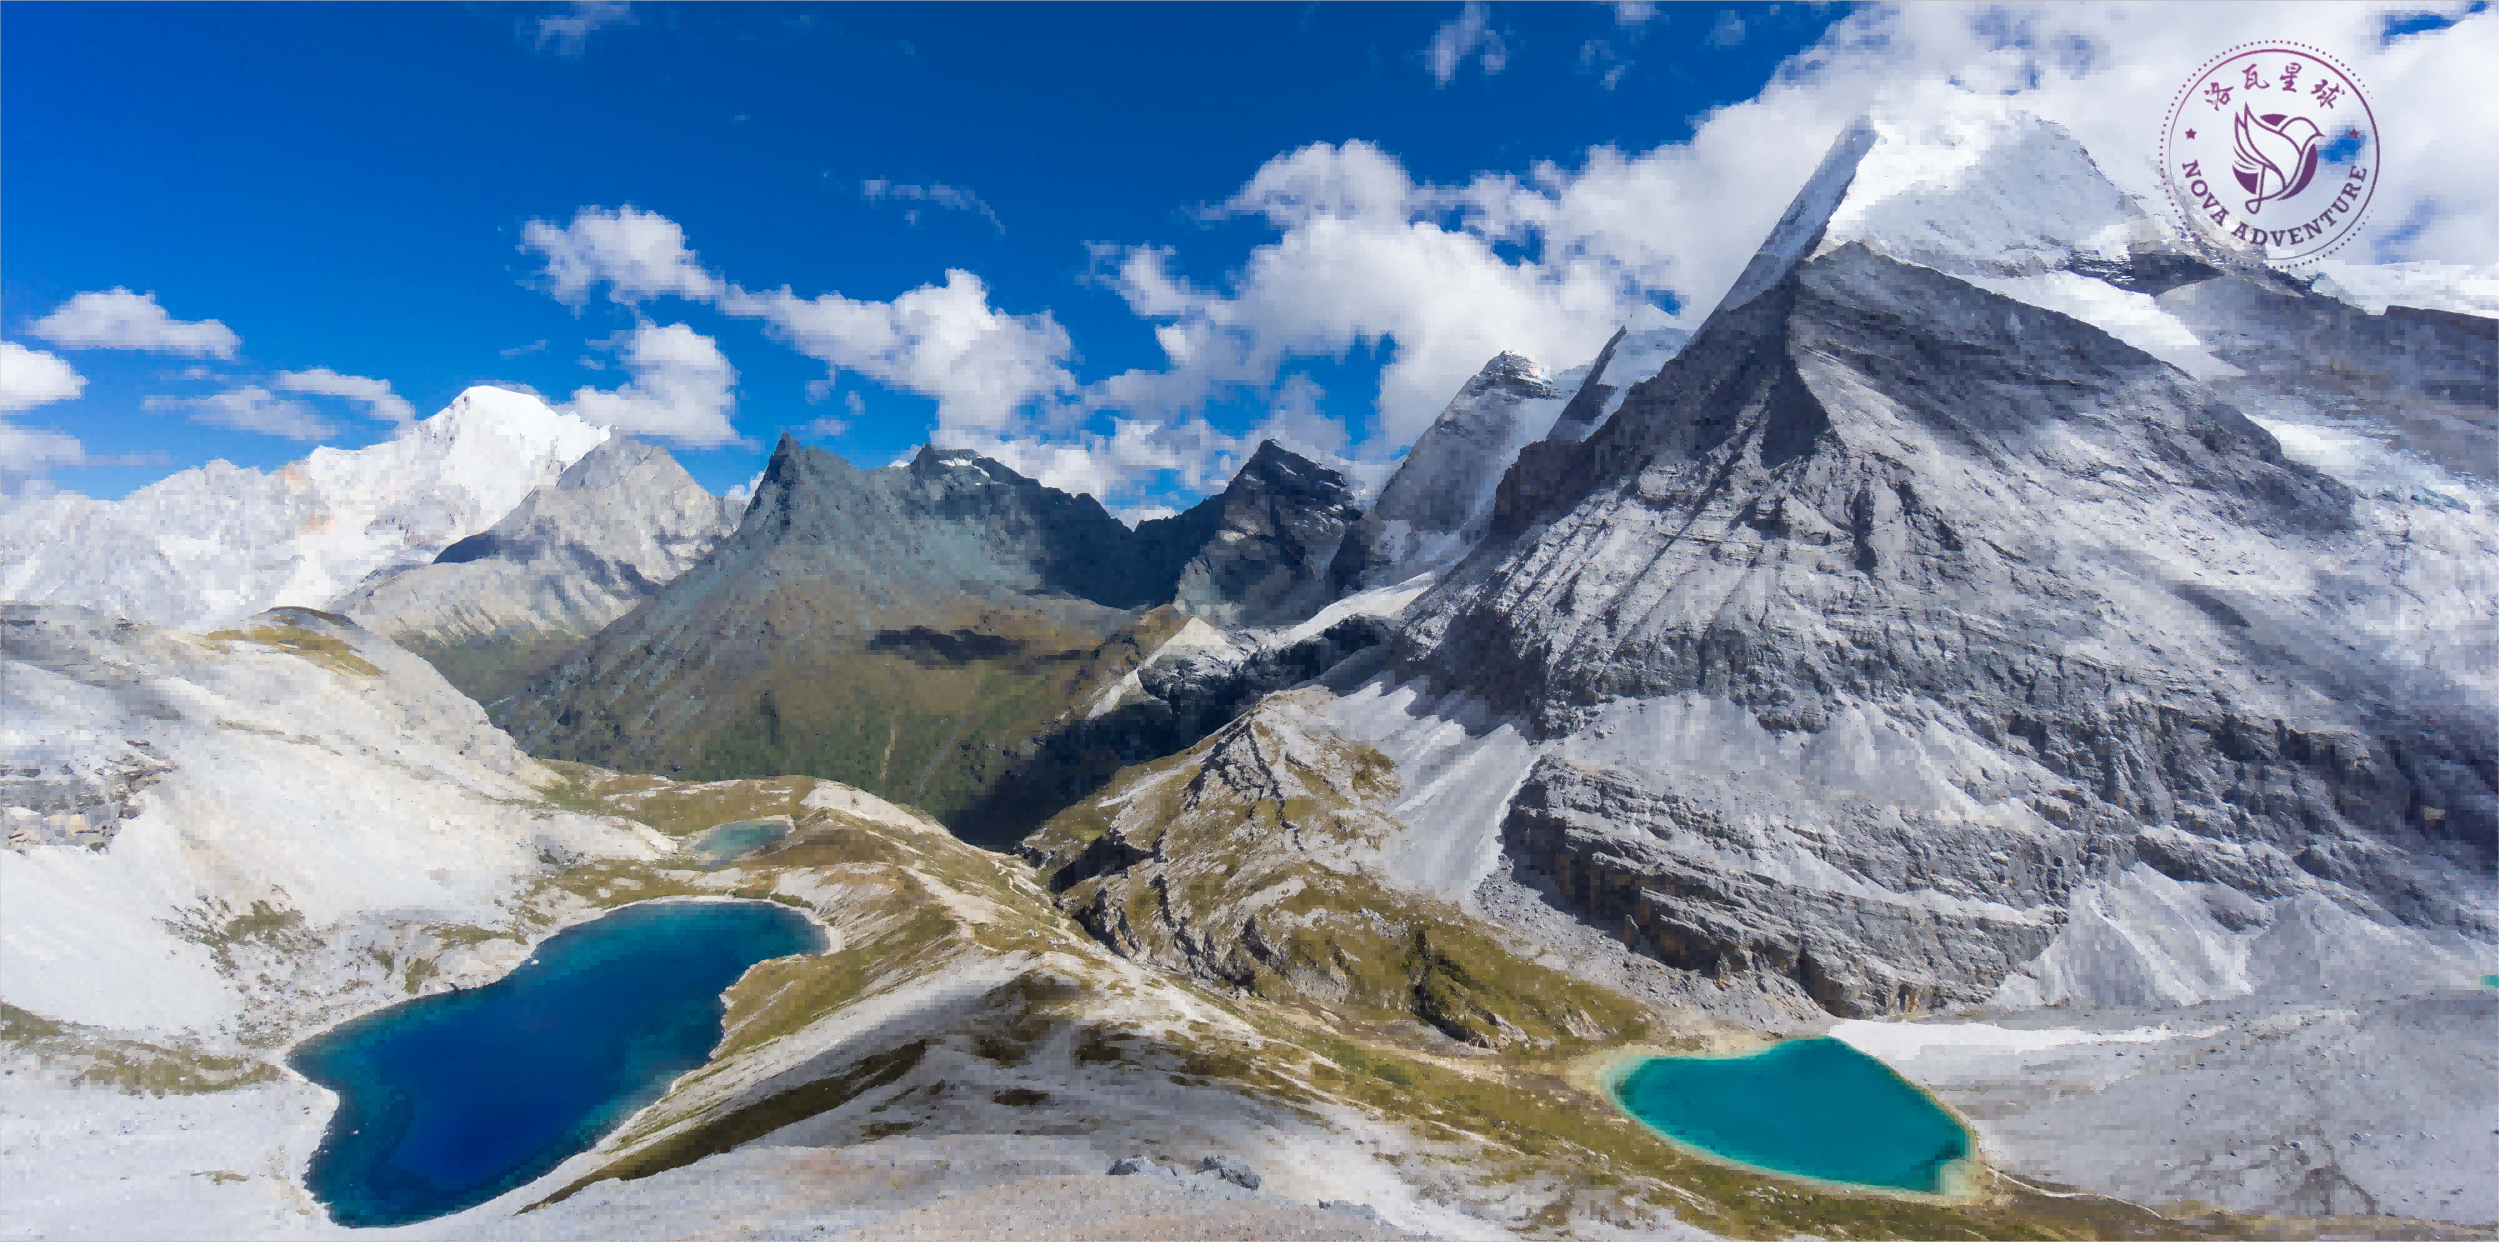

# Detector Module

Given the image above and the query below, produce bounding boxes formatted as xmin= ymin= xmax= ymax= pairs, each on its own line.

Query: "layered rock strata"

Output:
xmin=1391 ymin=99 xmax=2496 ymax=1016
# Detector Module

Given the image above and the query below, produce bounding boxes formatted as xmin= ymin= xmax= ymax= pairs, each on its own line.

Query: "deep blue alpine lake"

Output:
xmin=290 ymin=899 xmax=825 ymax=1228
xmin=1607 ymin=1037 xmax=1973 ymax=1194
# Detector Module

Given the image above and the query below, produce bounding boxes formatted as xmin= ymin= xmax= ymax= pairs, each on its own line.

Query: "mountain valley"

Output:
xmin=4 ymin=96 xmax=2494 ymax=1242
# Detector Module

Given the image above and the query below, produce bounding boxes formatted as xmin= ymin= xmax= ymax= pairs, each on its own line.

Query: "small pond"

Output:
xmin=290 ymin=899 xmax=825 ymax=1228
xmin=682 ymin=818 xmax=792 ymax=866
xmin=1605 ymin=1037 xmax=1974 ymax=1195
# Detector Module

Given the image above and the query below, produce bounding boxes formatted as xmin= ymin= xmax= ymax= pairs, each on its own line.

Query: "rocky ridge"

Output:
xmin=499 ymin=437 xmax=1370 ymax=840
xmin=331 ymin=436 xmax=743 ymax=706
xmin=1363 ymin=96 xmax=2496 ymax=1022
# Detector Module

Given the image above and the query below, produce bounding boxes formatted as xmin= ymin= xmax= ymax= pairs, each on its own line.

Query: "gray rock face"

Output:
xmin=1328 ymin=352 xmax=1566 ymax=592
xmin=1169 ymin=441 xmax=1361 ymax=626
xmin=330 ymin=437 xmax=740 ymax=704
xmin=1389 ymin=109 xmax=2496 ymax=1017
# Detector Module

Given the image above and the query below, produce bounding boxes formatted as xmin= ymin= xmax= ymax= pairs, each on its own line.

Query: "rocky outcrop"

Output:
xmin=331 ymin=436 xmax=742 ymax=706
xmin=1388 ymin=97 xmax=2497 ymax=1016
xmin=1168 ymin=441 xmax=1361 ymax=626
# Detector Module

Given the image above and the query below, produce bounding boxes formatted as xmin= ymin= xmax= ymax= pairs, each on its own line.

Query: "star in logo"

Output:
xmin=2186 ymin=129 xmax=2197 ymax=139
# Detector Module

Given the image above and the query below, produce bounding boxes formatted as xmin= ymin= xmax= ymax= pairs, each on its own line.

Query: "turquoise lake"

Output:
xmin=683 ymin=818 xmax=792 ymax=866
xmin=289 ymin=899 xmax=824 ymax=1228
xmin=1607 ymin=1037 xmax=1973 ymax=1194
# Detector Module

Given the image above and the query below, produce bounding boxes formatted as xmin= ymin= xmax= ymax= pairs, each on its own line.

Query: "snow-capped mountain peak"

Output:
xmin=1719 ymin=93 xmax=2176 ymax=321
xmin=0 ymin=387 xmax=611 ymax=631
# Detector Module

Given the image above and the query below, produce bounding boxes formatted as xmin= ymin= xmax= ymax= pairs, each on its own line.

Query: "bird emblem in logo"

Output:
xmin=2230 ymin=104 xmax=2323 ymax=215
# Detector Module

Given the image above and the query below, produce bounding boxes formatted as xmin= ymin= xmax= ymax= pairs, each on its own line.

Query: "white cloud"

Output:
xmin=144 ymin=386 xmax=339 ymax=441
xmin=1426 ymin=2 xmax=1507 ymax=86
xmin=30 ymin=289 xmax=240 ymax=358
xmin=862 ymin=180 xmax=1007 ymax=234
xmin=1087 ymin=141 xmax=1642 ymax=447
xmin=522 ymin=205 xmax=722 ymax=305
xmin=720 ymin=270 xmax=1076 ymax=434
xmin=1085 ymin=1 xmax=2499 ymax=476
xmin=1614 ymin=2 xmax=1657 ymax=26
xmin=0 ymin=410 xmax=169 ymax=490
xmin=534 ymin=0 xmax=633 ymax=58
xmin=273 ymin=367 xmax=417 ymax=425
xmin=557 ymin=322 xmax=749 ymax=448
xmin=0 ymin=421 xmax=88 ymax=492
xmin=1 ymin=341 xmax=86 ymax=412
xmin=519 ymin=203 xmax=1077 ymax=450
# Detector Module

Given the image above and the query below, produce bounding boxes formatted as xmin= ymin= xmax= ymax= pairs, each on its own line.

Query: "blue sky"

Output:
xmin=4 ymin=2 xmax=2491 ymax=513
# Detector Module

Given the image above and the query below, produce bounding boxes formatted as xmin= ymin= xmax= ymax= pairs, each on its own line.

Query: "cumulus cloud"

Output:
xmin=0 ymin=421 xmax=88 ymax=492
xmin=1 ymin=341 xmax=86 ymax=412
xmin=1426 ymin=2 xmax=1507 ymax=86
xmin=30 ymin=289 xmax=240 ymax=358
xmin=557 ymin=322 xmax=749 ymax=448
xmin=720 ymin=271 xmax=1077 ymax=433
xmin=522 ymin=205 xmax=721 ymax=306
xmin=144 ymin=386 xmax=339 ymax=441
xmin=533 ymin=0 xmax=633 ymax=58
xmin=862 ymin=180 xmax=1006 ymax=234
xmin=521 ymin=204 xmax=1076 ymax=446
xmin=1614 ymin=2 xmax=1657 ymax=25
xmin=1086 ymin=0 xmax=2498 ymax=470
xmin=1087 ymin=140 xmax=1642 ymax=447
xmin=273 ymin=367 xmax=418 ymax=425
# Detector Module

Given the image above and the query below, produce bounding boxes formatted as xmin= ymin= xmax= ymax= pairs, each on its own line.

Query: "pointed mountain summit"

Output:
xmin=1392 ymin=96 xmax=2489 ymax=1018
xmin=501 ymin=436 xmax=1363 ymax=841
xmin=331 ymin=435 xmax=743 ymax=706
xmin=1162 ymin=439 xmax=1361 ymax=626
xmin=1328 ymin=351 xmax=1568 ymax=592
xmin=0 ymin=386 xmax=609 ymax=631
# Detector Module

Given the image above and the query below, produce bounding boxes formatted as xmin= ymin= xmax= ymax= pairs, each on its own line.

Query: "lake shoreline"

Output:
xmin=1570 ymin=1037 xmax=1991 ymax=1206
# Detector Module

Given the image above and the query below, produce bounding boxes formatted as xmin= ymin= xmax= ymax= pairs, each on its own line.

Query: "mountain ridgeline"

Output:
xmin=498 ymin=437 xmax=1362 ymax=844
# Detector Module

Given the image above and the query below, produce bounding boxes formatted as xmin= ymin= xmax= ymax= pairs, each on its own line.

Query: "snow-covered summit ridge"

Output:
xmin=1717 ymin=92 xmax=2176 ymax=319
xmin=1 ymin=386 xmax=610 ymax=631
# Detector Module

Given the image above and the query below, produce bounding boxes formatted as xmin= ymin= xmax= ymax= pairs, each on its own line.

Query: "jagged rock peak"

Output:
xmin=1173 ymin=440 xmax=1361 ymax=627
xmin=1716 ymin=92 xmax=2191 ymax=318
xmin=1461 ymin=351 xmax=1563 ymax=400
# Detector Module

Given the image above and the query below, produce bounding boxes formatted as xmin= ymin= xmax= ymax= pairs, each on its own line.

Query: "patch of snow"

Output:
xmin=1829 ymin=1018 xmax=2220 ymax=1062
xmin=2308 ymin=260 xmax=2499 ymax=318
xmin=1961 ymin=272 xmax=2243 ymax=380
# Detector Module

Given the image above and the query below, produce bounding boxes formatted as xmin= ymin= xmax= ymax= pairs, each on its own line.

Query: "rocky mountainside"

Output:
xmin=1165 ymin=440 xmax=1361 ymax=627
xmin=0 ymin=603 xmax=666 ymax=1049
xmin=0 ymin=387 xmax=610 ymax=632
xmin=331 ymin=436 xmax=743 ymax=707
xmin=1382 ymin=96 xmax=2494 ymax=1020
xmin=5 ymin=609 xmax=2194 ymax=1241
xmin=1330 ymin=328 xmax=1690 ymax=595
xmin=499 ymin=437 xmax=1364 ymax=843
